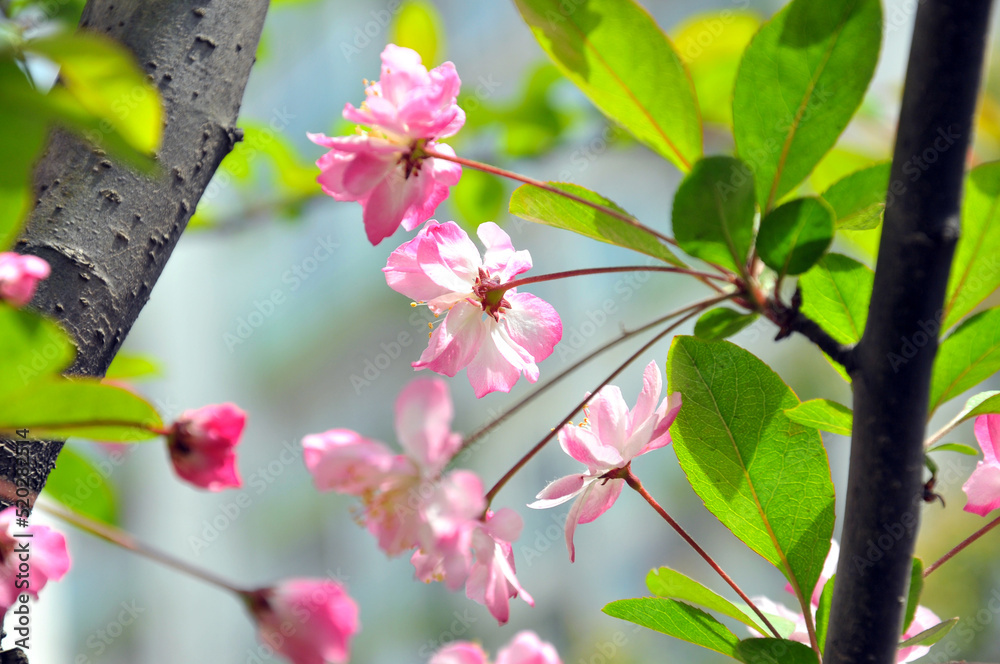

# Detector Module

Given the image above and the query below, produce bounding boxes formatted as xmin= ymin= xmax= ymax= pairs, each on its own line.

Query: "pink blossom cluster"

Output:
xmin=753 ymin=541 xmax=941 ymax=662
xmin=309 ymin=45 xmax=464 ymax=245
xmin=303 ymin=378 xmax=531 ymax=624
xmin=385 ymin=221 xmax=562 ymax=397
xmin=529 ymin=361 xmax=681 ymax=561
xmin=430 ymin=631 xmax=562 ymax=664
xmin=247 ymin=578 xmax=360 ymax=664
xmin=0 ymin=252 xmax=50 ymax=307
xmin=0 ymin=507 xmax=70 ymax=613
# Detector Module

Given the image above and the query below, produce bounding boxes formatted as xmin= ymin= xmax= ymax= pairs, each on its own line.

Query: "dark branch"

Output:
xmin=769 ymin=291 xmax=856 ymax=372
xmin=0 ymin=0 xmax=269 ymax=512
xmin=825 ymin=1 xmax=993 ymax=662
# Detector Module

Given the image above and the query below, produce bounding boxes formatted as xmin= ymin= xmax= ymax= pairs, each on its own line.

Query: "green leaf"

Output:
xmin=902 ymin=558 xmax=923 ymax=635
xmin=389 ymin=0 xmax=444 ymax=66
xmin=0 ymin=63 xmax=49 ymax=249
xmin=694 ymin=308 xmax=759 ymax=341
xmin=784 ymin=399 xmax=853 ymax=436
xmin=951 ymin=390 xmax=1000 ymax=424
xmin=927 ymin=442 xmax=980 ymax=456
xmin=513 ymin=0 xmax=701 ymax=172
xmin=821 ymin=162 xmax=890 ymax=230
xmin=509 ymin=182 xmax=684 ymax=265
xmin=735 ymin=639 xmax=819 ymax=664
xmin=0 ymin=304 xmax=76 ymax=397
xmin=897 ymin=617 xmax=957 ymax=649
xmin=0 ymin=377 xmax=162 ymax=441
xmin=672 ymin=11 xmax=761 ymax=127
xmin=930 ymin=307 xmax=1000 ymax=415
xmin=815 ymin=575 xmax=835 ymax=653
xmin=25 ymin=31 xmax=163 ymax=163
xmin=452 ymin=169 xmax=505 ymax=232
xmin=105 ymin=352 xmax=162 ymax=381
xmin=222 ymin=122 xmax=317 ymax=196
xmin=799 ymin=253 xmax=873 ymax=345
xmin=602 ymin=597 xmax=739 ymax=657
xmin=646 ymin=567 xmax=769 ymax=634
xmin=667 ymin=337 xmax=835 ymax=610
xmin=942 ymin=161 xmax=1000 ymax=330
xmin=757 ymin=196 xmax=834 ymax=277
xmin=733 ymin=0 xmax=882 ymax=211
xmin=43 ymin=444 xmax=119 ymax=525
xmin=672 ymin=156 xmax=756 ymax=274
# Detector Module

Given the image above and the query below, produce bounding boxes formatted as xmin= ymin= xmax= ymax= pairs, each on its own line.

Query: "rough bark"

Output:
xmin=0 ymin=0 xmax=269 ymax=511
xmin=826 ymin=1 xmax=993 ymax=662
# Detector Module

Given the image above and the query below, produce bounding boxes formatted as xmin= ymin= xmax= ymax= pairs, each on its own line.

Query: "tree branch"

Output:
xmin=825 ymin=1 xmax=993 ymax=662
xmin=0 ymin=0 xmax=269 ymax=512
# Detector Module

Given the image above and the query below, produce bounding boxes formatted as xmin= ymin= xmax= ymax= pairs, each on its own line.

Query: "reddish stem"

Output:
xmin=623 ymin=468 xmax=782 ymax=640
xmin=924 ymin=513 xmax=1000 ymax=577
xmin=496 ymin=265 xmax=733 ymax=293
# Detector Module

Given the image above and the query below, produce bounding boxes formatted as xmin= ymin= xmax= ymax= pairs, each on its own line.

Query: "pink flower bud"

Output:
xmin=0 ymin=252 xmax=50 ymax=307
xmin=168 ymin=403 xmax=245 ymax=491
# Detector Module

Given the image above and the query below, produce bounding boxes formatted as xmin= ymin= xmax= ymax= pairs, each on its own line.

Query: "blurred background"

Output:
xmin=11 ymin=0 xmax=1000 ymax=661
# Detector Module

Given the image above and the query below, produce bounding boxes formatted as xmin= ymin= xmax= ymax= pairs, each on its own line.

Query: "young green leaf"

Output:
xmin=784 ymin=399 xmax=853 ymax=436
xmin=736 ymin=638 xmax=819 ymax=664
xmin=927 ymin=442 xmax=980 ymax=456
xmin=105 ymin=352 xmax=162 ymax=381
xmin=0 ymin=305 xmax=76 ymax=397
xmin=453 ymin=169 xmax=505 ymax=232
xmin=897 ymin=617 xmax=958 ymax=649
xmin=0 ymin=377 xmax=162 ymax=440
xmin=929 ymin=307 xmax=1000 ymax=415
xmin=821 ymin=162 xmax=890 ymax=230
xmin=602 ymin=597 xmax=740 ymax=657
xmin=951 ymin=390 xmax=1000 ymax=424
xmin=902 ymin=558 xmax=923 ymax=635
xmin=26 ymin=31 xmax=163 ymax=159
xmin=757 ymin=196 xmax=834 ymax=277
xmin=942 ymin=161 xmax=1000 ymax=330
xmin=799 ymin=253 xmax=873 ymax=345
xmin=43 ymin=443 xmax=119 ymax=525
xmin=672 ymin=11 xmax=761 ymax=127
xmin=733 ymin=0 xmax=882 ymax=211
xmin=815 ymin=575 xmax=835 ymax=653
xmin=694 ymin=308 xmax=759 ymax=341
xmin=646 ymin=567 xmax=770 ymax=634
xmin=672 ymin=156 xmax=756 ymax=274
xmin=509 ymin=182 xmax=684 ymax=265
xmin=667 ymin=337 xmax=835 ymax=611
xmin=512 ymin=0 xmax=701 ymax=172
xmin=389 ymin=0 xmax=444 ymax=66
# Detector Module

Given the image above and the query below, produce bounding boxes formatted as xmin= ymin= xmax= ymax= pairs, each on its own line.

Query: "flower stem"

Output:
xmin=497 ymin=265 xmax=733 ymax=293
xmin=458 ymin=294 xmax=734 ymax=457
xmin=924 ymin=513 xmax=1000 ymax=577
xmin=624 ymin=468 xmax=782 ymax=640
xmin=37 ymin=500 xmax=246 ymax=596
xmin=924 ymin=410 xmax=966 ymax=448
xmin=482 ymin=294 xmax=729 ymax=506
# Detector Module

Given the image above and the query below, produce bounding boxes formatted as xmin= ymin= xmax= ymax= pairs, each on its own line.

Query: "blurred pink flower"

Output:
xmin=385 ymin=220 xmax=562 ymax=398
xmin=303 ymin=429 xmax=397 ymax=496
xmin=429 ymin=631 xmax=561 ymax=664
xmin=249 ymin=578 xmax=359 ymax=664
xmin=0 ymin=507 xmax=70 ymax=611
xmin=0 ymin=252 xmax=50 ymax=307
xmin=412 ymin=470 xmax=486 ymax=590
xmin=308 ymin=44 xmax=464 ymax=245
xmin=963 ymin=414 xmax=1000 ymax=516
xmin=465 ymin=509 xmax=533 ymax=625
xmin=528 ymin=361 xmax=681 ymax=561
xmin=167 ymin=403 xmax=245 ymax=491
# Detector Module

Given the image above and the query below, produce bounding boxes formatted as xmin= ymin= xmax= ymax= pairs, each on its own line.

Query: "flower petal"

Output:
xmin=501 ymin=292 xmax=562 ymax=365
xmin=414 ymin=301 xmax=486 ymax=377
xmin=962 ymin=460 xmax=1000 ymax=516
xmin=558 ymin=425 xmax=624 ymax=470
xmin=974 ymin=414 xmax=1000 ymax=465
xmin=528 ymin=474 xmax=587 ymax=509
xmin=394 ymin=378 xmax=461 ymax=473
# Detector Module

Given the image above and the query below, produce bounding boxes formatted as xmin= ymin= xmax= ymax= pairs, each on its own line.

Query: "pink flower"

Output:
xmin=963 ymin=414 xmax=1000 ymax=515
xmin=308 ymin=44 xmax=464 ymax=245
xmin=0 ymin=252 xmax=50 ymax=307
xmin=528 ymin=362 xmax=681 ymax=560
xmin=167 ymin=403 xmax=245 ymax=491
xmin=385 ymin=221 xmax=562 ymax=398
xmin=302 ymin=430 xmax=397 ymax=496
xmin=412 ymin=470 xmax=486 ymax=590
xmin=429 ymin=632 xmax=561 ymax=664
xmin=0 ymin=507 xmax=70 ymax=611
xmin=248 ymin=579 xmax=360 ymax=664
xmin=465 ymin=509 xmax=533 ymax=625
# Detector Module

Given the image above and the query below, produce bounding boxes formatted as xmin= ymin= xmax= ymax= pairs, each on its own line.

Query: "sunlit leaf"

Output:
xmin=733 ymin=0 xmax=882 ymax=210
xmin=902 ymin=558 xmax=923 ymax=635
xmin=0 ymin=304 xmax=76 ymax=397
xmin=452 ymin=169 xmax=505 ymax=232
xmin=389 ymin=0 xmax=444 ymax=66
xmin=757 ymin=196 xmax=834 ymax=277
xmin=43 ymin=444 xmax=119 ymax=525
xmin=784 ymin=399 xmax=853 ymax=436
xmin=897 ymin=618 xmax=958 ymax=649
xmin=105 ymin=352 xmax=162 ymax=381
xmin=815 ymin=576 xmax=835 ymax=653
xmin=0 ymin=62 xmax=49 ymax=249
xmin=799 ymin=253 xmax=872 ymax=345
xmin=821 ymin=162 xmax=890 ymax=230
xmin=694 ymin=308 xmax=758 ymax=341
xmin=929 ymin=307 xmax=1000 ymax=415
xmin=646 ymin=567 xmax=770 ymax=634
xmin=513 ymin=0 xmax=702 ymax=171
xmin=603 ymin=597 xmax=740 ymax=657
xmin=926 ymin=442 xmax=980 ymax=456
xmin=736 ymin=639 xmax=819 ymax=664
